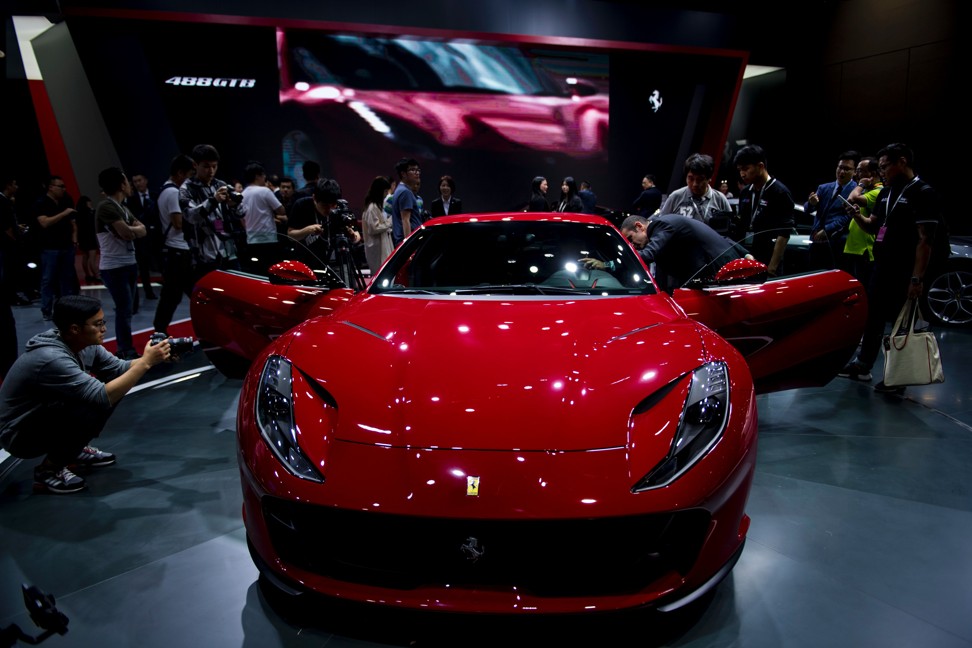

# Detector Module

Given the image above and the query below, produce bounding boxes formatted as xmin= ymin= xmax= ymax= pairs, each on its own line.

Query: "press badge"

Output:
xmin=876 ymin=225 xmax=887 ymax=242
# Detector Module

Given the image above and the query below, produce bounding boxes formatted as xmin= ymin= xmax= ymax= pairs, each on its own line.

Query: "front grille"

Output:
xmin=262 ymin=497 xmax=710 ymax=597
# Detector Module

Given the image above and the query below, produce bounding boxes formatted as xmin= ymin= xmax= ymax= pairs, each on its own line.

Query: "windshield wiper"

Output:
xmin=452 ymin=284 xmax=591 ymax=295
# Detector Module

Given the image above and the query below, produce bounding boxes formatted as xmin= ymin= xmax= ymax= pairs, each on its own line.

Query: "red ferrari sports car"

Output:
xmin=191 ymin=213 xmax=866 ymax=614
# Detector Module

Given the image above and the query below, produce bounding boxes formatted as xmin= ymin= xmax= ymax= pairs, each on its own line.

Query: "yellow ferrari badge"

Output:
xmin=466 ymin=475 xmax=480 ymax=497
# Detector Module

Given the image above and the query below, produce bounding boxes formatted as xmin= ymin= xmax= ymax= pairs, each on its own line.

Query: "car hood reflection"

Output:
xmin=286 ymin=296 xmax=710 ymax=452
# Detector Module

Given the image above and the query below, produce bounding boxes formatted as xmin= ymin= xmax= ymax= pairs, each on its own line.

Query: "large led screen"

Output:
xmin=66 ymin=15 xmax=744 ymax=216
xmin=276 ymin=29 xmax=610 ymax=212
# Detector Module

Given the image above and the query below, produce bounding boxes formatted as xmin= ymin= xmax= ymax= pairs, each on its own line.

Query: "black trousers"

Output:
xmin=858 ymin=268 xmax=910 ymax=369
xmin=1 ymin=401 xmax=114 ymax=467
xmin=153 ymin=247 xmax=195 ymax=334
xmin=133 ymin=237 xmax=156 ymax=297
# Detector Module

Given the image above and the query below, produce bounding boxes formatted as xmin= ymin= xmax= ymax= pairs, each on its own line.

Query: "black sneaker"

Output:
xmin=73 ymin=445 xmax=117 ymax=468
xmin=838 ymin=361 xmax=872 ymax=382
xmin=34 ymin=465 xmax=86 ymax=494
xmin=873 ymin=381 xmax=906 ymax=395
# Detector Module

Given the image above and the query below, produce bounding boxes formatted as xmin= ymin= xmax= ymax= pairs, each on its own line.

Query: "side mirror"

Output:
xmin=268 ymin=260 xmax=317 ymax=285
xmin=713 ymin=257 xmax=767 ymax=283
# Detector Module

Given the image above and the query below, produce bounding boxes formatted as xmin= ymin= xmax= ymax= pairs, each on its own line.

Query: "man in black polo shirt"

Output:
xmin=839 ymin=143 xmax=949 ymax=394
xmin=33 ymin=176 xmax=79 ymax=320
xmin=731 ymin=145 xmax=795 ymax=276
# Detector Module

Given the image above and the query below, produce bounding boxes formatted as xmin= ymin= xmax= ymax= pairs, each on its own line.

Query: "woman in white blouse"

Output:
xmin=361 ymin=176 xmax=394 ymax=276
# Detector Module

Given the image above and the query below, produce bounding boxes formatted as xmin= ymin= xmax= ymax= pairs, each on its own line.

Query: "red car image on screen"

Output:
xmin=277 ymin=30 xmax=609 ymax=157
xmin=191 ymin=213 xmax=866 ymax=614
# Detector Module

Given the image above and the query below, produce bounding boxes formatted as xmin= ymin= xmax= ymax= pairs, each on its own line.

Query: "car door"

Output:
xmin=672 ymin=269 xmax=867 ymax=393
xmin=190 ymin=237 xmax=357 ymax=378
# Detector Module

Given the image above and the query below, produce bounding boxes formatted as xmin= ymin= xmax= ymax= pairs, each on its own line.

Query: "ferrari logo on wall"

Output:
xmin=466 ymin=475 xmax=480 ymax=496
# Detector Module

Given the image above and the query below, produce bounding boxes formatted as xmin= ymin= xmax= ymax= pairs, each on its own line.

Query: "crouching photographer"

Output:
xmin=0 ymin=295 xmax=174 ymax=494
xmin=287 ymin=178 xmax=365 ymax=289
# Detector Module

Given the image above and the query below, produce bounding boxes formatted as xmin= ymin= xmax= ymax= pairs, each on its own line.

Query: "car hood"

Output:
xmin=284 ymin=295 xmax=713 ymax=452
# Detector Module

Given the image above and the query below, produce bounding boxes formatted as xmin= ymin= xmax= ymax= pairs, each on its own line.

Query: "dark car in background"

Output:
xmin=614 ymin=200 xmax=967 ymax=328
xmin=779 ymin=204 xmax=972 ymax=327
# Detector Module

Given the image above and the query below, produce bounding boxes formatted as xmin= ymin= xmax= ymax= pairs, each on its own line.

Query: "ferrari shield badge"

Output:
xmin=466 ymin=475 xmax=480 ymax=497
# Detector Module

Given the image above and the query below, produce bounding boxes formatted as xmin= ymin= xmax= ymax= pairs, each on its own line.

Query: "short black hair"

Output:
xmin=395 ymin=158 xmax=419 ymax=179
xmin=439 ymin=175 xmax=455 ymax=192
xmin=169 ymin=154 xmax=195 ymax=177
xmin=877 ymin=142 xmax=914 ymax=167
xmin=302 ymin=160 xmax=321 ymax=180
xmin=683 ymin=153 xmax=715 ymax=178
xmin=643 ymin=174 xmax=656 ymax=184
xmin=190 ymin=144 xmax=220 ymax=163
xmin=313 ymin=178 xmax=342 ymax=205
xmin=733 ymin=145 xmax=767 ymax=167
xmin=838 ymin=150 xmax=862 ymax=165
xmin=279 ymin=176 xmax=296 ymax=188
xmin=53 ymin=295 xmax=102 ymax=332
xmin=97 ymin=166 xmax=126 ymax=194
xmin=243 ymin=161 xmax=266 ymax=185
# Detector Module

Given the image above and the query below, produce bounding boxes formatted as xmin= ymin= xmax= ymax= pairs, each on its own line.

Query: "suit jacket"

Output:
xmin=429 ymin=197 xmax=462 ymax=218
xmin=806 ymin=180 xmax=857 ymax=238
xmin=631 ymin=187 xmax=662 ymax=217
xmin=126 ymin=190 xmax=160 ymax=228
xmin=640 ymin=214 xmax=738 ymax=293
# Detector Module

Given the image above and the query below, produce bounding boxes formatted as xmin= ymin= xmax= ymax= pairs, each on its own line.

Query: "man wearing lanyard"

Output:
xmin=731 ymin=145 xmax=795 ymax=276
xmin=660 ymin=153 xmax=733 ymax=227
xmin=839 ymin=143 xmax=949 ymax=394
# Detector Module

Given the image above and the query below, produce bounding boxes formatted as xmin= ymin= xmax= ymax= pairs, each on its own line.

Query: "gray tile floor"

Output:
xmin=2 ymin=288 xmax=971 ymax=647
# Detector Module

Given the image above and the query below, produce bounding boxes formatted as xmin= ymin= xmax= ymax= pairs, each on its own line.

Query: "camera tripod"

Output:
xmin=329 ymin=235 xmax=367 ymax=291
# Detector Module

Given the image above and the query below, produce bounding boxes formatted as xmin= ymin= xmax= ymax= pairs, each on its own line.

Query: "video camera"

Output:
xmin=149 ymin=332 xmax=195 ymax=356
xmin=329 ymin=198 xmax=355 ymax=227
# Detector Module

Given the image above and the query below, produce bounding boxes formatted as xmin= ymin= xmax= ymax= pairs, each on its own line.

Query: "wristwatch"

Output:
xmin=910 ymin=276 xmax=922 ymax=284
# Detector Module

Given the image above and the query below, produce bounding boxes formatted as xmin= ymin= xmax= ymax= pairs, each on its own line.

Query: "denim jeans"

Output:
xmin=101 ymin=264 xmax=138 ymax=356
xmin=39 ymin=247 xmax=79 ymax=316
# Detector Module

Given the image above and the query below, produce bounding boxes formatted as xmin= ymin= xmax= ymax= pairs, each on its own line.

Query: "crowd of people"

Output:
xmin=0 ymin=140 xmax=950 ymax=492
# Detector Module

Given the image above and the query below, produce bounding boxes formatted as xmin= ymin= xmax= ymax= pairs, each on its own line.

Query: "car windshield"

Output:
xmin=370 ymin=219 xmax=656 ymax=296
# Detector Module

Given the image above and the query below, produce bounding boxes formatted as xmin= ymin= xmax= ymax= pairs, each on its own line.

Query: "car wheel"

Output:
xmin=924 ymin=262 xmax=972 ymax=326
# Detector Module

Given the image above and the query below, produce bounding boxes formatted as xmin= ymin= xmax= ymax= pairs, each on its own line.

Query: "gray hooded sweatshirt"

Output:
xmin=0 ymin=329 xmax=131 ymax=455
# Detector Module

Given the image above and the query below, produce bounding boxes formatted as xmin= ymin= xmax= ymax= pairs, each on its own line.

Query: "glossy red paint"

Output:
xmin=195 ymin=211 xmax=863 ymax=614
xmin=673 ymin=270 xmax=867 ymax=392
xmin=235 ymin=332 xmax=758 ymax=613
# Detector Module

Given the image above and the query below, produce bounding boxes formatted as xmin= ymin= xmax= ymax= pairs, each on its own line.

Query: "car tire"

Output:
xmin=923 ymin=261 xmax=972 ymax=327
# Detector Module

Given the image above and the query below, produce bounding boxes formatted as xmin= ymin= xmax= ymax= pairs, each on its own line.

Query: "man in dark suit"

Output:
xmin=428 ymin=175 xmax=462 ymax=218
xmin=630 ymin=174 xmax=662 ymax=217
xmin=125 ymin=172 xmax=159 ymax=302
xmin=804 ymin=151 xmax=860 ymax=270
xmin=584 ymin=213 xmax=740 ymax=294
xmin=577 ymin=180 xmax=597 ymax=214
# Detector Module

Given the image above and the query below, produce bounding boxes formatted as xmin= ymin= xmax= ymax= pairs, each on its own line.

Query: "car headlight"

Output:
xmin=633 ymin=361 xmax=729 ymax=491
xmin=256 ymin=355 xmax=324 ymax=482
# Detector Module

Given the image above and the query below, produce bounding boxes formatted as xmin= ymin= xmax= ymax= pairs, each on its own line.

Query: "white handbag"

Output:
xmin=883 ymin=299 xmax=945 ymax=387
